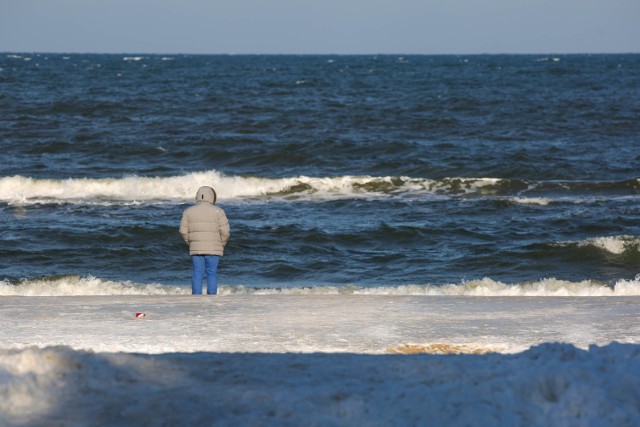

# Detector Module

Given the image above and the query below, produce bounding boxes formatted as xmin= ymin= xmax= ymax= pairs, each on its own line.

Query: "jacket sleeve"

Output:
xmin=179 ymin=211 xmax=190 ymax=245
xmin=218 ymin=210 xmax=230 ymax=247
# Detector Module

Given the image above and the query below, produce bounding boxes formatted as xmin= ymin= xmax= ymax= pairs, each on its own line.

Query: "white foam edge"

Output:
xmin=555 ymin=235 xmax=640 ymax=255
xmin=0 ymin=171 xmax=511 ymax=205
xmin=510 ymin=197 xmax=553 ymax=206
xmin=2 ymin=275 xmax=639 ymax=297
xmin=0 ymin=276 xmax=189 ymax=296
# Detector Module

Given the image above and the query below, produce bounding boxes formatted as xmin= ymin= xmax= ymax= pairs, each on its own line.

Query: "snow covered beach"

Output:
xmin=2 ymin=292 xmax=640 ymax=426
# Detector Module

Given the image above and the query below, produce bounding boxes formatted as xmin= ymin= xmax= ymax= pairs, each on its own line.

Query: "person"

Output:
xmin=179 ymin=186 xmax=230 ymax=295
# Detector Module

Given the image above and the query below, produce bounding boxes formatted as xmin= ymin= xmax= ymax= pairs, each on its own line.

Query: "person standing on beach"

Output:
xmin=179 ymin=186 xmax=230 ymax=295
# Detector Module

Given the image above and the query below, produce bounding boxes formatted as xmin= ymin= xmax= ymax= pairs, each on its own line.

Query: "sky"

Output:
xmin=0 ymin=0 xmax=638 ymax=54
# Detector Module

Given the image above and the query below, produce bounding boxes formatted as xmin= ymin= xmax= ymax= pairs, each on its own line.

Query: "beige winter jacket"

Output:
xmin=179 ymin=186 xmax=230 ymax=256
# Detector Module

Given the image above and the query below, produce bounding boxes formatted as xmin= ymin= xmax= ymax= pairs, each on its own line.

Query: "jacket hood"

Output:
xmin=195 ymin=186 xmax=217 ymax=204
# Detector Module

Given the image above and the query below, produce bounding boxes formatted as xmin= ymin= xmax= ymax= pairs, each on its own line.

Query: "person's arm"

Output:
xmin=219 ymin=210 xmax=230 ymax=247
xmin=179 ymin=211 xmax=190 ymax=245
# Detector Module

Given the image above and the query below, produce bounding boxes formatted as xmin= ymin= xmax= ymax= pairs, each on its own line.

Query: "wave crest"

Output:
xmin=556 ymin=235 xmax=640 ymax=255
xmin=2 ymin=171 xmax=638 ymax=205
xmin=231 ymin=277 xmax=638 ymax=297
xmin=0 ymin=171 xmax=528 ymax=205
xmin=2 ymin=275 xmax=639 ymax=297
xmin=0 ymin=276 xmax=189 ymax=296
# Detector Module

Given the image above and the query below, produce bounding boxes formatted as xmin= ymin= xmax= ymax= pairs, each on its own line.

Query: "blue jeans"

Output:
xmin=191 ymin=255 xmax=219 ymax=295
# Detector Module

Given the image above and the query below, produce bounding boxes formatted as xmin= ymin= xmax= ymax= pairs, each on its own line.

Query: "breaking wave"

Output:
xmin=1 ymin=170 xmax=638 ymax=205
xmin=0 ymin=171 xmax=514 ymax=204
xmin=555 ymin=235 xmax=640 ymax=256
xmin=0 ymin=276 xmax=189 ymax=296
xmin=227 ymin=277 xmax=640 ymax=297
xmin=2 ymin=275 xmax=639 ymax=297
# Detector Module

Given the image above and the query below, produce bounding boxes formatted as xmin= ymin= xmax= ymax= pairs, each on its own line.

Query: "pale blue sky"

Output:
xmin=1 ymin=0 xmax=638 ymax=54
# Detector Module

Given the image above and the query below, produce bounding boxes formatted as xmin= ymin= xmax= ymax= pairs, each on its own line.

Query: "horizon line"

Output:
xmin=2 ymin=50 xmax=640 ymax=57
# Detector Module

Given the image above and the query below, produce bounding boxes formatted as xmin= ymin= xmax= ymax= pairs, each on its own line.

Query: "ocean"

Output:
xmin=1 ymin=53 xmax=639 ymax=294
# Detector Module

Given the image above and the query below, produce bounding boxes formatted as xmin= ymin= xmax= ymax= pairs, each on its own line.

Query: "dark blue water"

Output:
xmin=1 ymin=53 xmax=639 ymax=289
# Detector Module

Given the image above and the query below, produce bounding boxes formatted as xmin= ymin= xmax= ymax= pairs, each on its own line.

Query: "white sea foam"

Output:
xmin=227 ymin=277 xmax=640 ymax=297
xmin=2 ymin=275 xmax=639 ymax=297
xmin=557 ymin=235 xmax=640 ymax=255
xmin=0 ymin=276 xmax=189 ymax=296
xmin=123 ymin=56 xmax=144 ymax=61
xmin=511 ymin=197 xmax=552 ymax=206
xmin=588 ymin=236 xmax=640 ymax=254
xmin=0 ymin=171 xmax=511 ymax=205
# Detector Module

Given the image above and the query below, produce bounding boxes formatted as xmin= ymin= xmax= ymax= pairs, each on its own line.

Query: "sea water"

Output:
xmin=1 ymin=53 xmax=639 ymax=293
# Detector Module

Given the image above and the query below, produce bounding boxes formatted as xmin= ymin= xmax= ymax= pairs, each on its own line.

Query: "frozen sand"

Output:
xmin=1 ymin=295 xmax=640 ymax=426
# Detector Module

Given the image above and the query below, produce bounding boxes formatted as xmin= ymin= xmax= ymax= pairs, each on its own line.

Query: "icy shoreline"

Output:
xmin=2 ymin=295 xmax=640 ymax=426
xmin=2 ymin=295 xmax=639 ymax=354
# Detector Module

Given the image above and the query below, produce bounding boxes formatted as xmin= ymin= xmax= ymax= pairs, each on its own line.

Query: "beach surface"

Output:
xmin=2 ymin=295 xmax=640 ymax=426
xmin=2 ymin=295 xmax=640 ymax=354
